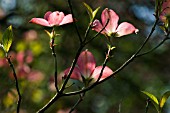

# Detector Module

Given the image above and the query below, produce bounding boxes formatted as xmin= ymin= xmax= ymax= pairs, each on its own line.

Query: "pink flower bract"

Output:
xmin=92 ymin=8 xmax=138 ymax=37
xmin=160 ymin=0 xmax=170 ymax=23
xmin=64 ymin=50 xmax=113 ymax=82
xmin=29 ymin=11 xmax=73 ymax=27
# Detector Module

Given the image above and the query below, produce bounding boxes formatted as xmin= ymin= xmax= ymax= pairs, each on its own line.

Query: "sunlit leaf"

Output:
xmin=45 ymin=30 xmax=53 ymax=38
xmin=83 ymin=2 xmax=93 ymax=21
xmin=141 ymin=91 xmax=159 ymax=111
xmin=45 ymin=29 xmax=60 ymax=39
xmin=92 ymin=7 xmax=100 ymax=21
xmin=160 ymin=91 xmax=170 ymax=108
xmin=2 ymin=25 xmax=13 ymax=53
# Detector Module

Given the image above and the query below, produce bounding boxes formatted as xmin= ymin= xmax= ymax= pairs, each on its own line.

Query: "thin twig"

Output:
xmin=145 ymin=98 xmax=151 ymax=113
xmin=135 ymin=20 xmax=159 ymax=56
xmin=36 ymin=93 xmax=61 ymax=113
xmin=96 ymin=47 xmax=111 ymax=82
xmin=84 ymin=24 xmax=91 ymax=39
xmin=6 ymin=56 xmax=21 ymax=113
xmin=68 ymin=0 xmax=82 ymax=43
xmin=85 ymin=19 xmax=110 ymax=45
xmin=137 ymin=34 xmax=170 ymax=57
xmin=69 ymin=93 xmax=85 ymax=113
xmin=51 ymin=36 xmax=59 ymax=92
xmin=118 ymin=100 xmax=122 ymax=113
xmin=60 ymin=45 xmax=84 ymax=92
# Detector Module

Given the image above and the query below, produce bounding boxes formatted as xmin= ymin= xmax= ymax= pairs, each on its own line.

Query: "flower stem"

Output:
xmin=96 ymin=47 xmax=111 ymax=82
xmin=6 ymin=56 xmax=21 ymax=113
xmin=36 ymin=93 xmax=61 ymax=113
xmin=51 ymin=36 xmax=59 ymax=92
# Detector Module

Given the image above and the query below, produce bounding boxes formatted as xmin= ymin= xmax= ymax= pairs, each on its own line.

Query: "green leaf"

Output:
xmin=141 ymin=91 xmax=159 ymax=111
xmin=160 ymin=91 xmax=170 ymax=109
xmin=2 ymin=25 xmax=13 ymax=53
xmin=92 ymin=7 xmax=100 ymax=21
xmin=83 ymin=2 xmax=93 ymax=21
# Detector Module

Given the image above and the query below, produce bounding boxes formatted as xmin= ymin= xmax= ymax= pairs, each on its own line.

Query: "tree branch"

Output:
xmin=69 ymin=93 xmax=85 ymax=113
xmin=67 ymin=0 xmax=82 ymax=43
xmin=51 ymin=36 xmax=59 ymax=92
xmin=6 ymin=56 xmax=21 ymax=113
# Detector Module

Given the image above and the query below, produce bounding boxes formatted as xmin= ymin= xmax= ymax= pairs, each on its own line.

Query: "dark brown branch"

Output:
xmin=69 ymin=93 xmax=85 ymax=113
xmin=136 ymin=33 xmax=170 ymax=57
xmin=6 ymin=56 xmax=21 ymax=113
xmin=36 ymin=93 xmax=61 ymax=113
xmin=67 ymin=0 xmax=82 ymax=43
xmin=51 ymin=37 xmax=59 ymax=92
xmin=96 ymin=47 xmax=112 ymax=82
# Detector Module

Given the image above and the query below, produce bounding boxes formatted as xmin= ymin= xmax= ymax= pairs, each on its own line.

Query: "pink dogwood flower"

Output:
xmin=160 ymin=0 xmax=170 ymax=23
xmin=64 ymin=50 xmax=113 ymax=82
xmin=92 ymin=8 xmax=138 ymax=37
xmin=29 ymin=11 xmax=73 ymax=27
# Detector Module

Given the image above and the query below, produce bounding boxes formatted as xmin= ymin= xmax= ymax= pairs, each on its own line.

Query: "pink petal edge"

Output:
xmin=91 ymin=66 xmax=113 ymax=81
xmin=116 ymin=22 xmax=139 ymax=37
xmin=92 ymin=19 xmax=106 ymax=34
xmin=101 ymin=8 xmax=119 ymax=34
xmin=44 ymin=11 xmax=52 ymax=20
xmin=59 ymin=14 xmax=73 ymax=25
xmin=29 ymin=18 xmax=50 ymax=27
xmin=64 ymin=67 xmax=82 ymax=81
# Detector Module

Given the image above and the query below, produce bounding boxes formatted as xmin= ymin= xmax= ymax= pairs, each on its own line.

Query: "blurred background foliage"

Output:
xmin=0 ymin=0 xmax=170 ymax=113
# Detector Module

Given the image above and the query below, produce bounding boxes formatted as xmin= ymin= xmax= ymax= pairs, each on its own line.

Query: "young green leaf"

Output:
xmin=141 ymin=91 xmax=159 ymax=111
xmin=2 ymin=25 xmax=13 ymax=53
xmin=83 ymin=2 xmax=100 ymax=23
xmin=160 ymin=91 xmax=170 ymax=109
xmin=83 ymin=2 xmax=93 ymax=21
xmin=92 ymin=7 xmax=100 ymax=21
